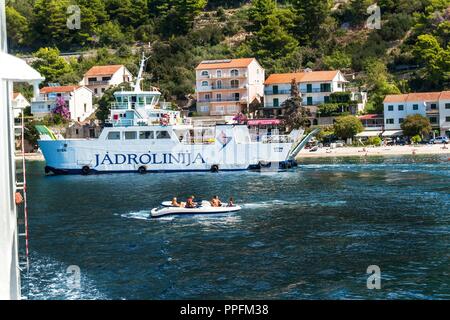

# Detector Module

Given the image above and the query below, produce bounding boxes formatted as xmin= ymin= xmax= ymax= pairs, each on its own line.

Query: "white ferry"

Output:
xmin=38 ymin=56 xmax=316 ymax=175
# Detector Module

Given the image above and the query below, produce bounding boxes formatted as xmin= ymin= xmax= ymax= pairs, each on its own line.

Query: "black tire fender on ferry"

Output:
xmin=210 ymin=165 xmax=219 ymax=173
xmin=81 ymin=166 xmax=90 ymax=175
xmin=138 ymin=166 xmax=147 ymax=174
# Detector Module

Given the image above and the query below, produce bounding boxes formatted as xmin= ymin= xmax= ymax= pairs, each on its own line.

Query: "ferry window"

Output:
xmin=139 ymin=131 xmax=154 ymax=139
xmin=146 ymin=96 xmax=153 ymax=104
xmin=107 ymin=131 xmax=121 ymax=140
xmin=124 ymin=131 xmax=137 ymax=140
xmin=156 ymin=131 xmax=171 ymax=139
xmin=138 ymin=96 xmax=144 ymax=104
xmin=117 ymin=97 xmax=122 ymax=102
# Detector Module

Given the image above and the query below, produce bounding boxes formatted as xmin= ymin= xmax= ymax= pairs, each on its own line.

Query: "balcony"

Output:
xmin=201 ymin=72 xmax=248 ymax=79
xmin=88 ymin=80 xmax=110 ymax=86
xmin=198 ymin=97 xmax=245 ymax=103
xmin=264 ymin=103 xmax=282 ymax=108
xmin=304 ymin=88 xmax=330 ymax=93
xmin=426 ymin=108 xmax=439 ymax=114
xmin=264 ymin=90 xmax=291 ymax=95
xmin=197 ymin=85 xmax=245 ymax=92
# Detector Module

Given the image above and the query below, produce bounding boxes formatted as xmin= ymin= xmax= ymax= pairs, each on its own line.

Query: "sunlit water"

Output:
xmin=21 ymin=155 xmax=450 ymax=299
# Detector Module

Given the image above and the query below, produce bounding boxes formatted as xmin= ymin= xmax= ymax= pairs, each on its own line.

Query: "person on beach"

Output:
xmin=227 ymin=197 xmax=235 ymax=207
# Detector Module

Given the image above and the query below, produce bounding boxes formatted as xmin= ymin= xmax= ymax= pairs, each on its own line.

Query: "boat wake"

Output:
xmin=21 ymin=253 xmax=107 ymax=300
xmin=243 ymin=199 xmax=347 ymax=209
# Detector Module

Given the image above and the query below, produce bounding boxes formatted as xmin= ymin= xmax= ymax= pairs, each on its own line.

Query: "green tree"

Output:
xmin=413 ymin=34 xmax=450 ymax=89
xmin=248 ymin=0 xmax=277 ymax=31
xmin=5 ymin=6 xmax=29 ymax=47
xmin=32 ymin=0 xmax=71 ymax=48
xmin=363 ymin=59 xmax=400 ymax=113
xmin=322 ymin=51 xmax=352 ymax=70
xmin=157 ymin=0 xmax=207 ymax=37
xmin=401 ymin=114 xmax=432 ymax=137
xmin=248 ymin=15 xmax=299 ymax=66
xmin=333 ymin=115 xmax=364 ymax=139
xmin=31 ymin=48 xmax=74 ymax=84
xmin=96 ymin=83 xmax=132 ymax=123
xmin=282 ymin=79 xmax=311 ymax=130
xmin=291 ymin=0 xmax=332 ymax=44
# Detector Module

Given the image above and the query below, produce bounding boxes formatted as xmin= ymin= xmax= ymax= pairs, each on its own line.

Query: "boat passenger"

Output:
xmin=211 ymin=195 xmax=222 ymax=207
xmin=227 ymin=197 xmax=235 ymax=207
xmin=171 ymin=197 xmax=181 ymax=207
xmin=185 ymin=197 xmax=196 ymax=208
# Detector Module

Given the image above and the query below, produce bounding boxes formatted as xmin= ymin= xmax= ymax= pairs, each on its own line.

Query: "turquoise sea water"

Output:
xmin=21 ymin=155 xmax=450 ymax=299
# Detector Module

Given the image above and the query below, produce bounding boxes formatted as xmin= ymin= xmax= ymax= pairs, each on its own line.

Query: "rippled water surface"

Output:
xmin=22 ymin=155 xmax=450 ymax=299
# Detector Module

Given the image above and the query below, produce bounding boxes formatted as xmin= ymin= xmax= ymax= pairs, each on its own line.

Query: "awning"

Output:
xmin=382 ymin=130 xmax=403 ymax=137
xmin=355 ymin=130 xmax=383 ymax=137
xmin=0 ymin=52 xmax=44 ymax=81
xmin=247 ymin=119 xmax=282 ymax=126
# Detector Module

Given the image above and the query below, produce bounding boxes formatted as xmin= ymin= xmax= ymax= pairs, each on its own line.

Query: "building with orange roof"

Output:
xmin=383 ymin=91 xmax=450 ymax=137
xmin=263 ymin=69 xmax=365 ymax=118
xmin=79 ymin=64 xmax=133 ymax=97
xmin=31 ymin=85 xmax=94 ymax=122
xmin=195 ymin=58 xmax=265 ymax=117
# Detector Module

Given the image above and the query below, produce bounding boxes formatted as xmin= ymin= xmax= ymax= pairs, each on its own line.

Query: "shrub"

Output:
xmin=411 ymin=134 xmax=422 ymax=144
xmin=367 ymin=136 xmax=382 ymax=146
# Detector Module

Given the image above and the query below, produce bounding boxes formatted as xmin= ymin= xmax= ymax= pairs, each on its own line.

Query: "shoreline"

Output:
xmin=296 ymin=144 xmax=450 ymax=159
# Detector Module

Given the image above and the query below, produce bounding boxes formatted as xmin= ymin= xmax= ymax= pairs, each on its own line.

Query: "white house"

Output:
xmin=195 ymin=58 xmax=265 ymax=117
xmin=31 ymin=85 xmax=94 ymax=122
xmin=439 ymin=91 xmax=450 ymax=137
xmin=79 ymin=65 xmax=133 ymax=97
xmin=12 ymin=92 xmax=30 ymax=118
xmin=264 ymin=70 xmax=351 ymax=115
xmin=383 ymin=92 xmax=443 ymax=136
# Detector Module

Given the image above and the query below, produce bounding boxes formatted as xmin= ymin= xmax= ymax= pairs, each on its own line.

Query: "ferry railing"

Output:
xmin=260 ymin=135 xmax=294 ymax=144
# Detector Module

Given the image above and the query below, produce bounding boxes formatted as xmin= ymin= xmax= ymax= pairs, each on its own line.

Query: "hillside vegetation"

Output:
xmin=6 ymin=0 xmax=450 ymax=113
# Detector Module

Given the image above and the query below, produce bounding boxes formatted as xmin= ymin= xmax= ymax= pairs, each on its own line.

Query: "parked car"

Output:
xmin=429 ymin=136 xmax=449 ymax=144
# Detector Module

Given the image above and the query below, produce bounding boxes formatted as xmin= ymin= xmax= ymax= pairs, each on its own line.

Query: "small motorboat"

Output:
xmin=151 ymin=202 xmax=242 ymax=218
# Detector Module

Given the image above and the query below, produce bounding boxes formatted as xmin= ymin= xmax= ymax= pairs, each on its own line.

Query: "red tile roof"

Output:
xmin=85 ymin=65 xmax=123 ymax=77
xmin=40 ymin=85 xmax=80 ymax=94
xmin=264 ymin=70 xmax=341 ymax=84
xmin=196 ymin=58 xmax=255 ymax=70
xmin=439 ymin=91 xmax=450 ymax=100
xmin=384 ymin=92 xmax=442 ymax=103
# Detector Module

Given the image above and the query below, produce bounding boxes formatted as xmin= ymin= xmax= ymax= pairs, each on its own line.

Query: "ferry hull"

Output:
xmin=39 ymin=138 xmax=294 ymax=174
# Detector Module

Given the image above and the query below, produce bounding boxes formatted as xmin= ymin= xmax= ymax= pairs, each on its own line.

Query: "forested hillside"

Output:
xmin=6 ymin=0 xmax=450 ymax=113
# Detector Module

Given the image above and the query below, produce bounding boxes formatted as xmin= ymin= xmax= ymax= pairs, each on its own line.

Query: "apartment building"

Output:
xmin=79 ymin=65 xmax=133 ymax=97
xmin=31 ymin=85 xmax=94 ymax=122
xmin=383 ymin=91 xmax=450 ymax=137
xmin=195 ymin=58 xmax=265 ymax=117
xmin=264 ymin=70 xmax=350 ymax=114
